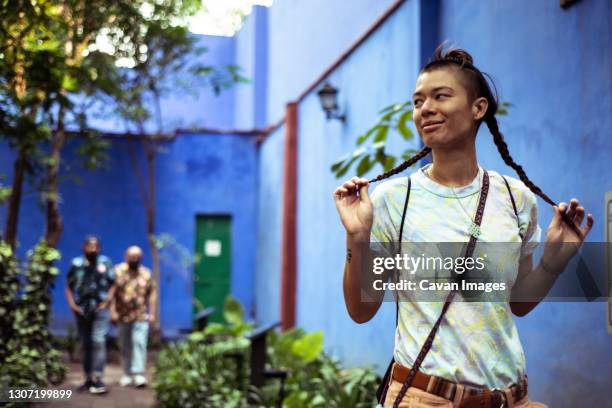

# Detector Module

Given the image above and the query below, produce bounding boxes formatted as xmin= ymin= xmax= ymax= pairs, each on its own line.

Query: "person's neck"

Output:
xmin=428 ymin=144 xmax=479 ymax=188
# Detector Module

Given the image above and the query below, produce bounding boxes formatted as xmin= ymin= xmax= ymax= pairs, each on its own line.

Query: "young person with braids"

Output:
xmin=333 ymin=46 xmax=593 ymax=408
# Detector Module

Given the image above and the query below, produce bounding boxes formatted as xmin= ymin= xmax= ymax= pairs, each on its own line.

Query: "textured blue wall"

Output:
xmin=438 ymin=0 xmax=612 ymax=405
xmin=266 ymin=0 xmax=396 ymax=121
xmin=158 ymin=35 xmax=237 ymax=129
xmin=86 ymin=34 xmax=237 ymax=133
xmin=254 ymin=125 xmax=284 ymax=325
xmin=0 ymin=133 xmax=258 ymax=337
xmin=235 ymin=6 xmax=269 ymax=129
xmin=155 ymin=134 xmax=259 ymax=332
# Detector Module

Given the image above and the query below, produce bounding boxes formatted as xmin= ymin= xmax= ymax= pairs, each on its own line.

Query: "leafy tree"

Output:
xmin=0 ymin=0 xmax=206 ymax=248
xmin=109 ymin=16 xmax=246 ymax=328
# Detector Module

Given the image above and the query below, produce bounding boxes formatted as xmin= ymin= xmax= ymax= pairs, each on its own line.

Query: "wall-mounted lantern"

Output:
xmin=317 ymin=82 xmax=346 ymax=122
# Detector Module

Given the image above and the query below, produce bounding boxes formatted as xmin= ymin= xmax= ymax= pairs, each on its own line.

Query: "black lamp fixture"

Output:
xmin=317 ymin=81 xmax=346 ymax=122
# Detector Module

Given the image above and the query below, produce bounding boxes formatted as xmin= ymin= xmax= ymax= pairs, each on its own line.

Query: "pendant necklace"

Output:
xmin=425 ymin=165 xmax=483 ymax=238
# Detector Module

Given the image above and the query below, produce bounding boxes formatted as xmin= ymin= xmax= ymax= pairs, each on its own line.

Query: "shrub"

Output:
xmin=0 ymin=241 xmax=66 ymax=394
xmin=153 ymin=296 xmax=379 ymax=407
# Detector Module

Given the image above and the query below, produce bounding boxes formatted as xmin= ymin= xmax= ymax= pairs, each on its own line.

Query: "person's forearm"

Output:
xmin=65 ymin=286 xmax=78 ymax=310
xmin=343 ymin=232 xmax=385 ymax=323
xmin=148 ymin=293 xmax=157 ymax=317
xmin=510 ymin=258 xmax=565 ymax=316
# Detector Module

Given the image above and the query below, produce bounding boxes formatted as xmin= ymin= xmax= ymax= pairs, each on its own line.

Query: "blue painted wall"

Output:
xmin=266 ymin=0 xmax=396 ymax=121
xmin=87 ymin=34 xmax=238 ymax=133
xmin=155 ymin=134 xmax=259 ymax=332
xmin=235 ymin=6 xmax=269 ymax=129
xmin=254 ymin=125 xmax=284 ymax=325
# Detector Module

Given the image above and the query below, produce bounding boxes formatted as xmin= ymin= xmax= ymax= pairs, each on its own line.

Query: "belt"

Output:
xmin=390 ymin=363 xmax=528 ymax=408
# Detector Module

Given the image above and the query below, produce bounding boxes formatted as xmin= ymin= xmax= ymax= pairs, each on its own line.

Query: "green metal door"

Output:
xmin=194 ymin=215 xmax=231 ymax=324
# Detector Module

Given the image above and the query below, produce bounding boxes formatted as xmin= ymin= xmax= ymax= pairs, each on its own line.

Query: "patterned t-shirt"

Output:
xmin=66 ymin=255 xmax=115 ymax=316
xmin=370 ymin=163 xmax=542 ymax=389
xmin=113 ymin=263 xmax=155 ymax=323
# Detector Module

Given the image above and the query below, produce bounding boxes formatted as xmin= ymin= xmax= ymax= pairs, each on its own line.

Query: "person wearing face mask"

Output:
xmin=107 ymin=246 xmax=157 ymax=388
xmin=65 ymin=235 xmax=115 ymax=394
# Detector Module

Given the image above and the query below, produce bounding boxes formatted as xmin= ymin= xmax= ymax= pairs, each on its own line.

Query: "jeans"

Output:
xmin=75 ymin=308 xmax=110 ymax=380
xmin=117 ymin=321 xmax=149 ymax=375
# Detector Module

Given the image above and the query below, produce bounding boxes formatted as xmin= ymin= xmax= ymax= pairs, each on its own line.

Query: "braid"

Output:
xmin=368 ymin=146 xmax=431 ymax=183
xmin=486 ymin=114 xmax=583 ymax=238
xmin=485 ymin=116 xmax=556 ymax=206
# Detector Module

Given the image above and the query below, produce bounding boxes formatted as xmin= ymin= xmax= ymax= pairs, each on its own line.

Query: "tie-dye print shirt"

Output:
xmin=370 ymin=164 xmax=542 ymax=389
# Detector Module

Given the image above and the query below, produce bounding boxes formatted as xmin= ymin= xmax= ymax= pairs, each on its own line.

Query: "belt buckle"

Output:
xmin=492 ymin=389 xmax=507 ymax=408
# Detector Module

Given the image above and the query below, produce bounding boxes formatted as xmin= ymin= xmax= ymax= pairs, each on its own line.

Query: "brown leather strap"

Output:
xmin=392 ymin=171 xmax=490 ymax=408
xmin=391 ymin=362 xmax=528 ymax=408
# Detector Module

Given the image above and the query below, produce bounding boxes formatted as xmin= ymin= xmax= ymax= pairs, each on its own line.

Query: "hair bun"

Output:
xmin=444 ymin=49 xmax=474 ymax=65
xmin=431 ymin=43 xmax=475 ymax=67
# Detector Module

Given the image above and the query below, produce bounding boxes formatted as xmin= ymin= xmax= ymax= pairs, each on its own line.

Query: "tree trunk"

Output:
xmin=145 ymin=149 xmax=161 ymax=316
xmin=45 ymin=107 xmax=66 ymax=248
xmin=4 ymin=151 xmax=26 ymax=250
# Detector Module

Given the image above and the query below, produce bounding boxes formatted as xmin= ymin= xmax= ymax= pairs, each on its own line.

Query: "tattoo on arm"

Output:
xmin=346 ymin=249 xmax=352 ymax=263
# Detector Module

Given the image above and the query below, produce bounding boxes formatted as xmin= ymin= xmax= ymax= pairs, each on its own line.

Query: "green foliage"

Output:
xmin=0 ymin=241 xmax=66 ymax=392
xmin=331 ymin=102 xmax=418 ymax=178
xmin=331 ymin=100 xmax=513 ymax=178
xmin=153 ymin=296 xmax=380 ymax=408
xmin=0 ymin=174 xmax=12 ymax=205
xmin=259 ymin=329 xmax=378 ymax=408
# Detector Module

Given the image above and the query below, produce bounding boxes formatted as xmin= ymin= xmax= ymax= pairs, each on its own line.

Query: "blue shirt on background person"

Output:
xmin=66 ymin=254 xmax=115 ymax=316
xmin=64 ymin=235 xmax=115 ymax=394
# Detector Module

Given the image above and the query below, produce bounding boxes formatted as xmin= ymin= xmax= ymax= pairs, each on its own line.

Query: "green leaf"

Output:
xmin=383 ymin=156 xmax=397 ymax=171
xmin=372 ymin=126 xmax=389 ymax=143
xmin=401 ymin=148 xmax=420 ymax=161
xmin=355 ymin=127 xmax=377 ymax=146
xmin=356 ymin=155 xmax=374 ymax=176
xmin=397 ymin=110 xmax=413 ymax=140
xmin=375 ymin=147 xmax=386 ymax=166
xmin=377 ymin=101 xmax=410 ymax=115
xmin=330 ymin=154 xmax=349 ymax=172
xmin=62 ymin=75 xmax=78 ymax=92
xmin=223 ymin=295 xmax=244 ymax=326
xmin=334 ymin=148 xmax=366 ymax=178
xmin=292 ymin=331 xmax=323 ymax=363
xmin=188 ymin=331 xmax=205 ymax=342
xmin=335 ymin=155 xmax=360 ymax=178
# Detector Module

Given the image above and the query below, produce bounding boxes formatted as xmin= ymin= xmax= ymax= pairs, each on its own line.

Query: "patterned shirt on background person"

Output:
xmin=66 ymin=255 xmax=115 ymax=316
xmin=113 ymin=263 xmax=155 ymax=323
xmin=370 ymin=164 xmax=542 ymax=390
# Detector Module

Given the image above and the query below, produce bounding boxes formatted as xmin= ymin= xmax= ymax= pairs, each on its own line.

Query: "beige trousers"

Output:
xmin=383 ymin=379 xmax=548 ymax=408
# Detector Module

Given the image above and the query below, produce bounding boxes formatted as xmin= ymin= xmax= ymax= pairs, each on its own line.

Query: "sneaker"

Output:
xmin=119 ymin=375 xmax=133 ymax=387
xmin=77 ymin=379 xmax=93 ymax=393
xmin=89 ymin=379 xmax=108 ymax=394
xmin=133 ymin=374 xmax=147 ymax=388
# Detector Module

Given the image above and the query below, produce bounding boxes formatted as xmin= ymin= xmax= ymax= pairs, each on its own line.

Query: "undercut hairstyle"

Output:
xmin=369 ymin=43 xmax=582 ymax=237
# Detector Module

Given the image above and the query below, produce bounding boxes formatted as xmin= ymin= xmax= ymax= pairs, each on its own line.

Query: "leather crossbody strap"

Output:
xmin=376 ymin=177 xmax=412 ymax=404
xmin=392 ymin=171 xmax=490 ymax=408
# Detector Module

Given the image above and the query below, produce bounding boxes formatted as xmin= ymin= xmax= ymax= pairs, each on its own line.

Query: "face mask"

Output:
xmin=85 ymin=252 xmax=98 ymax=263
xmin=128 ymin=261 xmax=140 ymax=270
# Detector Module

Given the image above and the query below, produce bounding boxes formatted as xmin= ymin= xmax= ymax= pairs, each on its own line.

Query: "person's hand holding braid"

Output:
xmin=540 ymin=198 xmax=594 ymax=275
xmin=333 ymin=176 xmax=373 ymax=240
